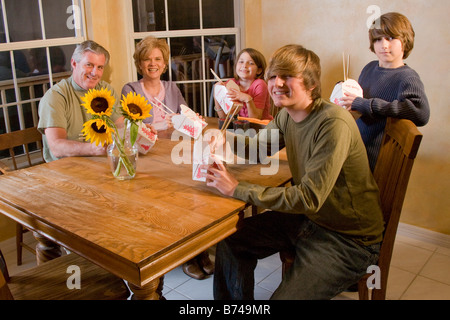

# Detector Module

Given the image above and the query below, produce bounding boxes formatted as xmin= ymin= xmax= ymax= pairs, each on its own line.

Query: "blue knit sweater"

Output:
xmin=352 ymin=61 xmax=430 ymax=171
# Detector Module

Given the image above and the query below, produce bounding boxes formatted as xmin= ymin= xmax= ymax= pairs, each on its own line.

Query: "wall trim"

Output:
xmin=398 ymin=223 xmax=450 ymax=249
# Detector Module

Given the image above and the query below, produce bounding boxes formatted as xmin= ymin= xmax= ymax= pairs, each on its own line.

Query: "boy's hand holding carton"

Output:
xmin=330 ymin=79 xmax=363 ymax=107
xmin=330 ymin=53 xmax=363 ymax=107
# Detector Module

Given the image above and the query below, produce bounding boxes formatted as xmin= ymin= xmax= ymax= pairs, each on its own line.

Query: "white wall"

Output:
xmin=246 ymin=0 xmax=450 ymax=234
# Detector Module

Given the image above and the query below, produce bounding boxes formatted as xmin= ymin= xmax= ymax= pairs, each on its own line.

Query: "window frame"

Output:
xmin=125 ymin=0 xmax=243 ymax=117
xmin=0 ymin=0 xmax=86 ymax=133
xmin=0 ymin=0 xmax=87 ymax=164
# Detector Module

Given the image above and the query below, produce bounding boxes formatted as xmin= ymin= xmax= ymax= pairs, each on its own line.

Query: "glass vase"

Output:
xmin=107 ymin=131 xmax=138 ymax=180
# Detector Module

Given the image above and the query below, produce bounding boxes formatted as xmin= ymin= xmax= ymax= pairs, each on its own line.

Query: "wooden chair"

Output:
xmin=0 ymin=127 xmax=45 ymax=171
xmin=0 ymin=249 xmax=130 ymax=300
xmin=280 ymin=118 xmax=423 ymax=300
xmin=0 ymin=127 xmax=45 ymax=265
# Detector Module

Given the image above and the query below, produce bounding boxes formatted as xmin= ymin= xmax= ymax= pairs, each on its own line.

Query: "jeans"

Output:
xmin=213 ymin=211 xmax=380 ymax=300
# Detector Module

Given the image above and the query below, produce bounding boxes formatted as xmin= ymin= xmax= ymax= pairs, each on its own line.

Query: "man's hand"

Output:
xmin=45 ymin=127 xmax=106 ymax=158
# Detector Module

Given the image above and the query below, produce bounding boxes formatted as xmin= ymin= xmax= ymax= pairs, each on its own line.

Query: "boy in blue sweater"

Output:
xmin=341 ymin=12 xmax=430 ymax=171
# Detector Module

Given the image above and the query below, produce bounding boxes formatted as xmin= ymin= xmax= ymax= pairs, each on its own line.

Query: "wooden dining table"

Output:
xmin=0 ymin=119 xmax=292 ymax=299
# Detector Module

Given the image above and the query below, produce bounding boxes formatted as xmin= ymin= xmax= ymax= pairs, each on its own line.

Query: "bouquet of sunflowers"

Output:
xmin=81 ymin=88 xmax=152 ymax=179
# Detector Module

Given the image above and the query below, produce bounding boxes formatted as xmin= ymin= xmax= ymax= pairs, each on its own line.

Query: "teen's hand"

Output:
xmin=203 ymin=129 xmax=226 ymax=154
xmin=204 ymin=155 xmax=239 ymax=197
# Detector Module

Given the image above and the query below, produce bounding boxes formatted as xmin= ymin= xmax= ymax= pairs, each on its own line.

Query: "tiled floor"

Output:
xmin=2 ymin=223 xmax=450 ymax=300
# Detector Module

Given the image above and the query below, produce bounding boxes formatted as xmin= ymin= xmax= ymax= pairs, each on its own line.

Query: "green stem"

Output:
xmin=108 ymin=118 xmax=136 ymax=177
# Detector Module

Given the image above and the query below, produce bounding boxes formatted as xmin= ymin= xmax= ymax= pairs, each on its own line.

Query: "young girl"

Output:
xmin=214 ymin=48 xmax=273 ymax=120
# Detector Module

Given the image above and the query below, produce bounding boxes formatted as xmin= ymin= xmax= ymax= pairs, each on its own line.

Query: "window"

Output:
xmin=0 ymin=0 xmax=85 ymax=159
xmin=130 ymin=0 xmax=240 ymax=116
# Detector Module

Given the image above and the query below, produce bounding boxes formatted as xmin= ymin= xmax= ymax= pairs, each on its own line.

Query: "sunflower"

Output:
xmin=82 ymin=118 xmax=115 ymax=146
xmin=81 ymin=88 xmax=115 ymax=117
xmin=121 ymin=92 xmax=152 ymax=121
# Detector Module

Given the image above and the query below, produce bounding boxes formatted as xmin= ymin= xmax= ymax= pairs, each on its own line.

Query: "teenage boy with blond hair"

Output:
xmin=205 ymin=45 xmax=384 ymax=300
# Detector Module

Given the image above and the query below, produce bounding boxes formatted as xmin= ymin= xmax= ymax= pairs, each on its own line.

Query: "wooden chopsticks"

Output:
xmin=152 ymin=97 xmax=175 ymax=115
xmin=210 ymin=68 xmax=239 ymax=133
xmin=343 ymin=52 xmax=350 ymax=82
xmin=210 ymin=68 xmax=225 ymax=85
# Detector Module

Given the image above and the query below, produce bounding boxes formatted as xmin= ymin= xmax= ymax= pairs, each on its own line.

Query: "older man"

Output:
xmin=38 ymin=40 xmax=121 ymax=162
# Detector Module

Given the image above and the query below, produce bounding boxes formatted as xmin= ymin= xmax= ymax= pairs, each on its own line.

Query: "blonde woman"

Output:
xmin=122 ymin=36 xmax=184 ymax=131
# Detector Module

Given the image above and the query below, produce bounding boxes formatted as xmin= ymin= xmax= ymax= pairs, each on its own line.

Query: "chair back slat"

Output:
xmin=369 ymin=118 xmax=422 ymax=300
xmin=374 ymin=118 xmax=422 ymax=226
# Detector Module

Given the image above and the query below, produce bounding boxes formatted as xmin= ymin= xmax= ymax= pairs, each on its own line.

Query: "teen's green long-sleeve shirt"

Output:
xmin=233 ymin=99 xmax=384 ymax=245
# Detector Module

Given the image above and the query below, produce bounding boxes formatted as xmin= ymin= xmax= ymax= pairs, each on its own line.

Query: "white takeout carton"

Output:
xmin=330 ymin=79 xmax=363 ymax=107
xmin=180 ymin=104 xmax=208 ymax=128
xmin=192 ymin=138 xmax=210 ymax=181
xmin=136 ymin=122 xmax=157 ymax=154
xmin=171 ymin=105 xmax=207 ymax=140
xmin=192 ymin=136 xmax=233 ymax=182
xmin=214 ymin=80 xmax=241 ymax=114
